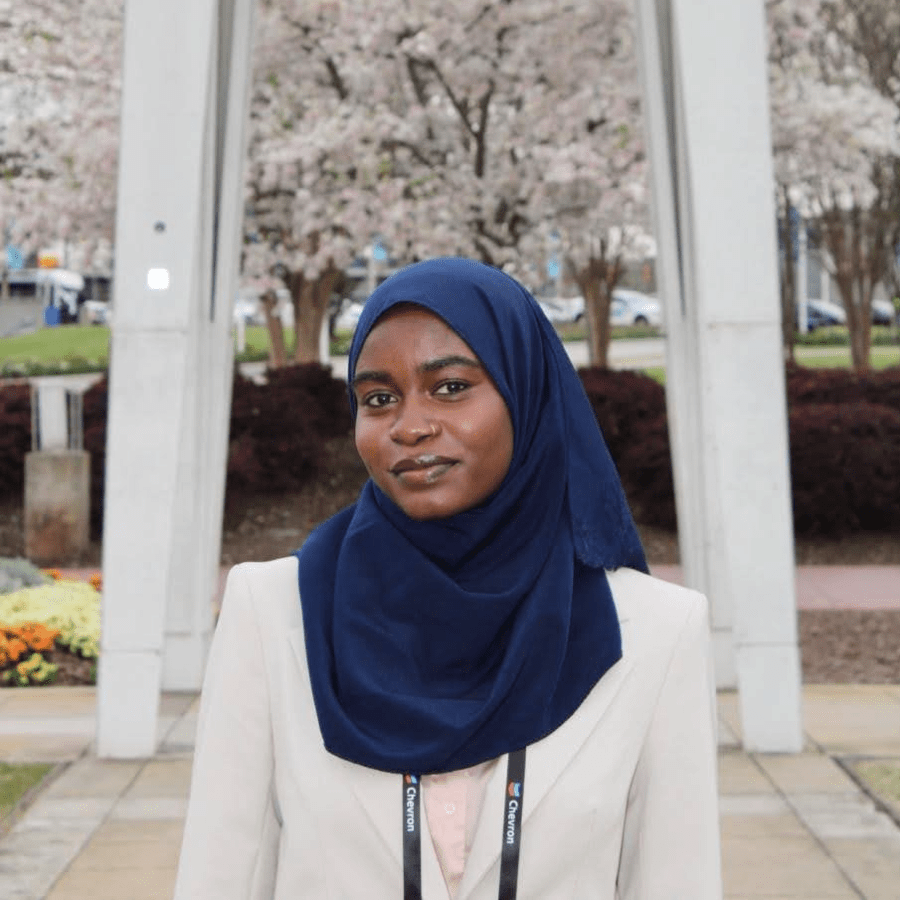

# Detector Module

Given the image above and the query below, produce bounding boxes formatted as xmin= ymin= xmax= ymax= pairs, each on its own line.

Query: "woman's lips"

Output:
xmin=391 ymin=456 xmax=458 ymax=485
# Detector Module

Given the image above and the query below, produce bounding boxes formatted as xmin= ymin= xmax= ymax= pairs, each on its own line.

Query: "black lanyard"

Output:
xmin=403 ymin=748 xmax=526 ymax=900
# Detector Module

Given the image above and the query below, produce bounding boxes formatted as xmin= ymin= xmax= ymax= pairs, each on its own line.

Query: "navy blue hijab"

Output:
xmin=296 ymin=257 xmax=647 ymax=774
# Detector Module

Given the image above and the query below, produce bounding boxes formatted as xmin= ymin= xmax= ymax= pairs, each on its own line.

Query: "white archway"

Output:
xmin=634 ymin=0 xmax=802 ymax=751
xmin=97 ymin=0 xmax=801 ymax=757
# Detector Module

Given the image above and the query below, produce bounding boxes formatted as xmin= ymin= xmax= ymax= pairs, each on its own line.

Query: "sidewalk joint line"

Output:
xmin=747 ymin=746 xmax=868 ymax=900
xmin=832 ymin=752 xmax=900 ymax=832
xmin=40 ymin=749 xmax=153 ymax=900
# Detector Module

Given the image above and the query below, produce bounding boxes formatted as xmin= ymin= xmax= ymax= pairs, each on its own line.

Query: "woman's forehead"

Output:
xmin=356 ymin=305 xmax=475 ymax=364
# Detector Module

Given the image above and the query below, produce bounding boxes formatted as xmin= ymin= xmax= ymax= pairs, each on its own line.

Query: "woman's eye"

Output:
xmin=434 ymin=379 xmax=469 ymax=396
xmin=363 ymin=391 xmax=396 ymax=408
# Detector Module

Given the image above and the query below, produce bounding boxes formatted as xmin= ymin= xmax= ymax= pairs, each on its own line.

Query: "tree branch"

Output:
xmin=323 ymin=56 xmax=349 ymax=101
xmin=423 ymin=59 xmax=477 ymax=139
xmin=473 ymin=81 xmax=494 ymax=178
xmin=380 ymin=138 xmax=433 ymax=168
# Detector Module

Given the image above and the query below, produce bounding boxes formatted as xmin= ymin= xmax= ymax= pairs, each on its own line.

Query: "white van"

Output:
xmin=4 ymin=268 xmax=86 ymax=323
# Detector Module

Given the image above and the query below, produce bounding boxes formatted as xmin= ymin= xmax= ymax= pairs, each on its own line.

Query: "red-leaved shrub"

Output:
xmin=786 ymin=364 xmax=900 ymax=413
xmin=577 ymin=368 xmax=675 ymax=527
xmin=4 ymin=360 xmax=899 ymax=539
xmin=226 ymin=364 xmax=352 ymax=493
xmin=82 ymin=377 xmax=108 ymax=539
xmin=577 ymin=367 xmax=667 ymax=462
xmin=0 ymin=384 xmax=31 ymax=499
xmin=788 ymin=400 xmax=900 ymax=534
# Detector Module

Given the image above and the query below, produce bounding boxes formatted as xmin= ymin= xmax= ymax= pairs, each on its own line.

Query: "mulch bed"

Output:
xmin=800 ymin=610 xmax=900 ymax=683
xmin=45 ymin=649 xmax=96 ymax=686
xmin=1 ymin=649 xmax=95 ymax=688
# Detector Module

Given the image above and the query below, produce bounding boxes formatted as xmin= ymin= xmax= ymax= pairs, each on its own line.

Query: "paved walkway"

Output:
xmin=649 ymin=564 xmax=900 ymax=610
xmin=1 ymin=685 xmax=898 ymax=899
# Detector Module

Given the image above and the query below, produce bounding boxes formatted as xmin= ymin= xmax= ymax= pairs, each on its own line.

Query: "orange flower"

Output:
xmin=13 ymin=623 xmax=60 ymax=652
xmin=44 ymin=568 xmax=61 ymax=581
xmin=6 ymin=637 xmax=27 ymax=663
xmin=89 ymin=573 xmax=102 ymax=591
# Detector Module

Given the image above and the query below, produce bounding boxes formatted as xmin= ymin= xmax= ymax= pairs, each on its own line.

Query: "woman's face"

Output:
xmin=352 ymin=306 xmax=514 ymax=521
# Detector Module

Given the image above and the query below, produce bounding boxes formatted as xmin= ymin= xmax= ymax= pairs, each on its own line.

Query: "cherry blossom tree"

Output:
xmin=0 ymin=0 xmax=121 ymax=289
xmin=245 ymin=0 xmax=648 ymax=364
xmin=820 ymin=0 xmax=900 ymax=307
xmin=767 ymin=0 xmax=900 ymax=370
xmin=522 ymin=2 xmax=650 ymax=367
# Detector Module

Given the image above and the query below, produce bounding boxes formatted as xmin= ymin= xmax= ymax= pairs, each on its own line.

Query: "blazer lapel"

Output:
xmin=457 ymin=617 xmax=635 ymax=899
xmin=288 ymin=630 xmax=402 ymax=868
xmin=289 ymin=628 xmax=452 ymax=896
xmin=339 ymin=763 xmax=453 ymax=899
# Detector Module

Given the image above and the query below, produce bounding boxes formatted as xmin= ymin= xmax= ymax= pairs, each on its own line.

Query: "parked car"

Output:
xmin=537 ymin=289 xmax=662 ymax=329
xmin=334 ymin=300 xmax=364 ymax=332
xmin=797 ymin=298 xmax=846 ymax=331
xmin=809 ymin=299 xmax=847 ymax=324
xmin=872 ymin=298 xmax=897 ymax=326
xmin=609 ymin=289 xmax=663 ymax=328
xmin=537 ymin=296 xmax=584 ymax=324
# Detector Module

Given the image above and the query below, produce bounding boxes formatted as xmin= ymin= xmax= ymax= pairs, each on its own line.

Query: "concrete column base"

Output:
xmin=24 ymin=450 xmax=91 ymax=565
xmin=735 ymin=643 xmax=804 ymax=753
xmin=712 ymin=627 xmax=737 ymax=690
xmin=162 ymin=630 xmax=212 ymax=691
xmin=96 ymin=650 xmax=163 ymax=758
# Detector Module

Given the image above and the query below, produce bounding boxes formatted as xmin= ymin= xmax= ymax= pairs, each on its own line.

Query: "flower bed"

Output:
xmin=0 ymin=559 xmax=100 ymax=687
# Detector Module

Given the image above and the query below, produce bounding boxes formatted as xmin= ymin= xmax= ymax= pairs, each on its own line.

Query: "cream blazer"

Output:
xmin=173 ymin=557 xmax=722 ymax=900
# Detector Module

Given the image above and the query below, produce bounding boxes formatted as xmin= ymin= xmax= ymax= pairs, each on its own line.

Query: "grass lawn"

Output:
xmin=236 ymin=325 xmax=276 ymax=358
xmin=853 ymin=760 xmax=900 ymax=821
xmin=2 ymin=323 xmax=898 ymax=374
xmin=640 ymin=367 xmax=667 ymax=385
xmin=632 ymin=346 xmax=898 ymax=385
xmin=793 ymin=345 xmax=900 ymax=369
xmin=236 ymin=326 xmax=355 ymax=360
xmin=0 ymin=324 xmax=354 ymax=372
xmin=0 ymin=762 xmax=53 ymax=828
xmin=0 ymin=325 xmax=110 ymax=364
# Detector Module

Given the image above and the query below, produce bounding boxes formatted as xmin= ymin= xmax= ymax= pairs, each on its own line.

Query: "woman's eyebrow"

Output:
xmin=420 ymin=355 xmax=482 ymax=373
xmin=351 ymin=369 xmax=392 ymax=389
xmin=352 ymin=355 xmax=481 ymax=389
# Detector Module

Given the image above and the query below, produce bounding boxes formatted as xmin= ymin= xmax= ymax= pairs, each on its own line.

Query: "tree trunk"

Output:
xmin=572 ymin=249 xmax=621 ymax=368
xmin=260 ymin=289 xmax=286 ymax=369
xmin=819 ymin=203 xmax=881 ymax=373
xmin=778 ymin=189 xmax=796 ymax=364
xmin=287 ymin=265 xmax=342 ymax=364
xmin=843 ymin=273 xmax=873 ymax=372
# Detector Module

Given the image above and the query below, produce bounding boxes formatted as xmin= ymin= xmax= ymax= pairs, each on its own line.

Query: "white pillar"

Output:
xmin=32 ymin=381 xmax=70 ymax=450
xmin=634 ymin=0 xmax=803 ymax=751
xmin=162 ymin=0 xmax=255 ymax=692
xmin=97 ymin=0 xmax=255 ymax=757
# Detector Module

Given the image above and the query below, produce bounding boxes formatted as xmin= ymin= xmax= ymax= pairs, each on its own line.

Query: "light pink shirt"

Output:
xmin=422 ymin=758 xmax=499 ymax=898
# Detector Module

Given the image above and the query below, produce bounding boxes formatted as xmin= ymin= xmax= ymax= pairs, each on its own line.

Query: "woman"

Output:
xmin=174 ymin=257 xmax=721 ymax=899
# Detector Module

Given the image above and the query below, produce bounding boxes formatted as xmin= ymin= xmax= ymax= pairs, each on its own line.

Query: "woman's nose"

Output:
xmin=389 ymin=401 xmax=438 ymax=444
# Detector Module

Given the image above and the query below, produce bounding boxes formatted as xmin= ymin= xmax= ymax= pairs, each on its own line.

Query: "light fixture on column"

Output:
xmin=147 ymin=268 xmax=170 ymax=290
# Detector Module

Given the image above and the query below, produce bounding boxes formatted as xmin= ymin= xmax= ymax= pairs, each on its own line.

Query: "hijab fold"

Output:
xmin=296 ymin=258 xmax=647 ymax=774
